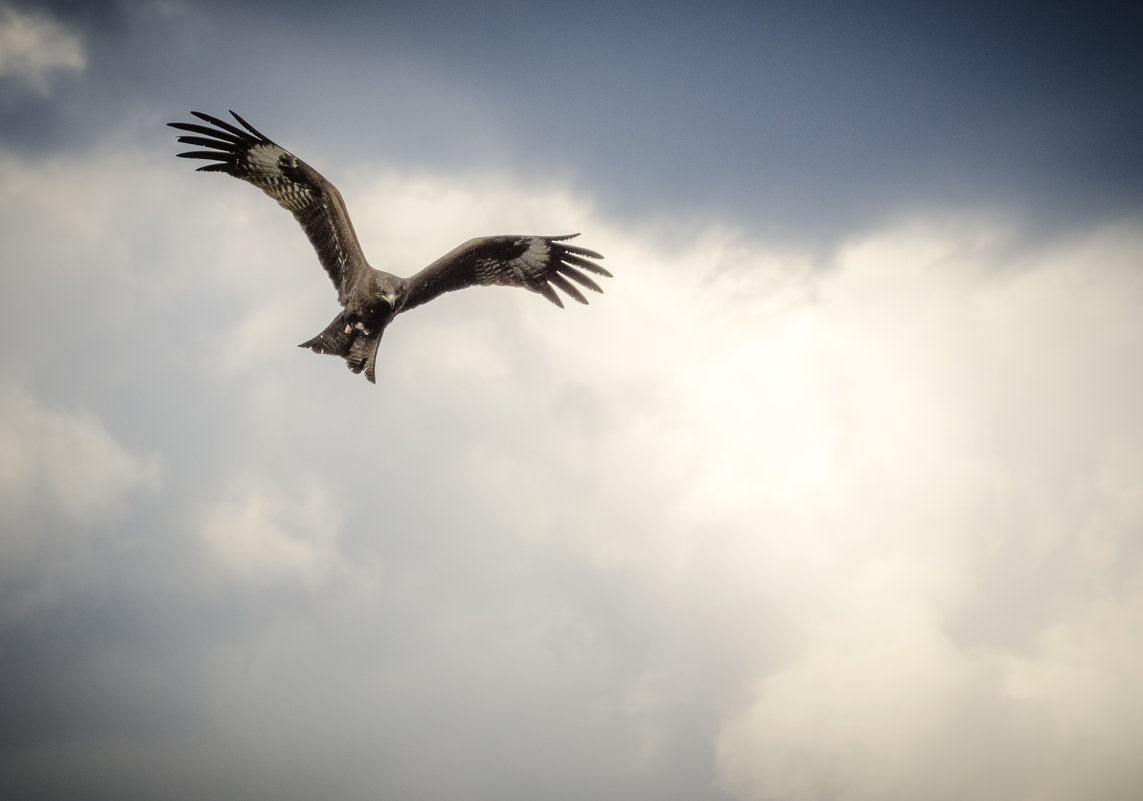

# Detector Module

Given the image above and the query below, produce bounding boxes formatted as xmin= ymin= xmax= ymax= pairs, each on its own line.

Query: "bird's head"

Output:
xmin=344 ymin=270 xmax=407 ymax=335
xmin=373 ymin=271 xmax=407 ymax=314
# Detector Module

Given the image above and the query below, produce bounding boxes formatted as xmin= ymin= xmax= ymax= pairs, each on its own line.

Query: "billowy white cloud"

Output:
xmin=2 ymin=145 xmax=1143 ymax=800
xmin=0 ymin=5 xmax=83 ymax=93
xmin=708 ymin=223 xmax=1143 ymax=801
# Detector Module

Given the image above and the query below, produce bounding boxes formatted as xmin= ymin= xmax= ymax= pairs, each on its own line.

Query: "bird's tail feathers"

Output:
xmin=298 ymin=312 xmax=384 ymax=383
xmin=346 ymin=330 xmax=383 ymax=384
xmin=298 ymin=312 xmax=353 ymax=358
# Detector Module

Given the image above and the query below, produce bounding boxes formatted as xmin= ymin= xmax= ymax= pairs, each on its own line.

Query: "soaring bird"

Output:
xmin=169 ymin=110 xmax=609 ymax=383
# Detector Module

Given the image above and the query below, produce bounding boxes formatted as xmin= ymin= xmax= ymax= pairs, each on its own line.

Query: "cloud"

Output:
xmin=199 ymin=480 xmax=345 ymax=587
xmin=716 ymin=587 xmax=1143 ymax=801
xmin=0 ymin=387 xmax=158 ymax=523
xmin=3 ymin=138 xmax=1143 ymax=800
xmin=0 ymin=5 xmax=84 ymax=93
xmin=0 ymin=387 xmax=159 ymax=606
xmin=708 ymin=222 xmax=1143 ymax=801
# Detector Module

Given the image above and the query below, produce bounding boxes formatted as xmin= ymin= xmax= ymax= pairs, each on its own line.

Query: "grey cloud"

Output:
xmin=0 ymin=3 xmax=85 ymax=93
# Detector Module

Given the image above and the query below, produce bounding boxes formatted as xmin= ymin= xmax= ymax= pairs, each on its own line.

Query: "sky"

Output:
xmin=2 ymin=1 xmax=1143 ymax=799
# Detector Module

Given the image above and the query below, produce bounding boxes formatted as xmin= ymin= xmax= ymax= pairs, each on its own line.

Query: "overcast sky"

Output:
xmin=2 ymin=1 xmax=1143 ymax=799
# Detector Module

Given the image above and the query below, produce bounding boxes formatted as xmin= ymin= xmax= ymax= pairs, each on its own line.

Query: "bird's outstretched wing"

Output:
xmin=169 ymin=110 xmax=368 ymax=302
xmin=402 ymin=234 xmax=610 ymax=312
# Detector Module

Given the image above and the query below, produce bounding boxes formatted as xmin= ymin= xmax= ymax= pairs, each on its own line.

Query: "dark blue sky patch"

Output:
xmin=3 ymin=0 xmax=1141 ymax=239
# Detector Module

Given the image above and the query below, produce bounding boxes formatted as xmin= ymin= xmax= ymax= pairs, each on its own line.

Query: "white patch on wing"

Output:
xmin=520 ymin=238 xmax=550 ymax=272
xmin=244 ymin=143 xmax=288 ymax=178
xmin=510 ymin=238 xmax=551 ymax=284
xmin=243 ymin=144 xmax=311 ymax=212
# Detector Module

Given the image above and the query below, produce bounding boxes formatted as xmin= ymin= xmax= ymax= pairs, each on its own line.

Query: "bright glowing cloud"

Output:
xmin=704 ymin=223 xmax=1143 ymax=801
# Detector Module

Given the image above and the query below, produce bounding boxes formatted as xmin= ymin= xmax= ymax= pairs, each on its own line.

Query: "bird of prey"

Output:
xmin=169 ymin=110 xmax=609 ymax=383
